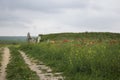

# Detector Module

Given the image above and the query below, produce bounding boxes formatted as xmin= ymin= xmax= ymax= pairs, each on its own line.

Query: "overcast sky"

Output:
xmin=0 ymin=0 xmax=120 ymax=36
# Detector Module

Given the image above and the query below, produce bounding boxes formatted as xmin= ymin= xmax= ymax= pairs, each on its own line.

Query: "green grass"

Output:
xmin=41 ymin=32 xmax=120 ymax=41
xmin=20 ymin=32 xmax=120 ymax=80
xmin=6 ymin=47 xmax=39 ymax=80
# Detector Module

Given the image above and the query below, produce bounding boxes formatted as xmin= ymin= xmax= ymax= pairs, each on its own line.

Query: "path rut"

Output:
xmin=0 ymin=47 xmax=11 ymax=80
xmin=19 ymin=50 xmax=64 ymax=80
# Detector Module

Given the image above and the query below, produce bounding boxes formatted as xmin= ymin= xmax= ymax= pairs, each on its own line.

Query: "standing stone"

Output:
xmin=37 ymin=34 xmax=42 ymax=43
xmin=27 ymin=32 xmax=32 ymax=43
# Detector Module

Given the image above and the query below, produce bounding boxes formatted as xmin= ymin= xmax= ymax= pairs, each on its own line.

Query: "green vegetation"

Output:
xmin=41 ymin=32 xmax=120 ymax=41
xmin=6 ymin=47 xmax=39 ymax=80
xmin=20 ymin=32 xmax=120 ymax=80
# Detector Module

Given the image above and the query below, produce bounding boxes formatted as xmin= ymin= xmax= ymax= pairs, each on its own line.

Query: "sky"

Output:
xmin=0 ymin=0 xmax=120 ymax=36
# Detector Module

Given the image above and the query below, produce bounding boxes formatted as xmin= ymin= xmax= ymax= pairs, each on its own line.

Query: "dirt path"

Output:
xmin=19 ymin=51 xmax=64 ymax=80
xmin=0 ymin=47 xmax=11 ymax=80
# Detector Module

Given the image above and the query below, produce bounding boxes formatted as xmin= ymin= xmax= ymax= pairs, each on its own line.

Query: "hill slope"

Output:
xmin=41 ymin=32 xmax=120 ymax=41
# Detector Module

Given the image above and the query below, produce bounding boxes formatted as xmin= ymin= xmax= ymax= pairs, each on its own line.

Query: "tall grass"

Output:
xmin=20 ymin=39 xmax=120 ymax=80
xmin=20 ymin=32 xmax=120 ymax=80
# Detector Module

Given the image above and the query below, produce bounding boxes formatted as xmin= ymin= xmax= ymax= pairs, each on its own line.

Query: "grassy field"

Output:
xmin=0 ymin=32 xmax=119 ymax=80
xmin=20 ymin=32 xmax=120 ymax=80
xmin=6 ymin=47 xmax=39 ymax=80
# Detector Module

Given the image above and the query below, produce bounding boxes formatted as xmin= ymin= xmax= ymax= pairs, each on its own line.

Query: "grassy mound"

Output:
xmin=20 ymin=32 xmax=120 ymax=80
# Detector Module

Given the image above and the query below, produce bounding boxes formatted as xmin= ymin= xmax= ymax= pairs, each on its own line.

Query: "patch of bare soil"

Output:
xmin=0 ymin=47 xmax=11 ymax=80
xmin=19 ymin=51 xmax=64 ymax=80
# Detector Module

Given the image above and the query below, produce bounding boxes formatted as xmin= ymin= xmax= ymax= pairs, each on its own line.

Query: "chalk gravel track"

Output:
xmin=19 ymin=51 xmax=64 ymax=80
xmin=0 ymin=47 xmax=11 ymax=80
xmin=0 ymin=48 xmax=64 ymax=80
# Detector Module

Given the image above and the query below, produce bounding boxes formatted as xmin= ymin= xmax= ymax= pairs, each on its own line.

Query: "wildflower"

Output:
xmin=63 ymin=39 xmax=69 ymax=43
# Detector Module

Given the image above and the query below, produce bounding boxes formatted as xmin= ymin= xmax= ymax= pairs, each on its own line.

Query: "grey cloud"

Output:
xmin=0 ymin=20 xmax=30 ymax=28
xmin=0 ymin=14 xmax=31 ymax=28
xmin=0 ymin=0 xmax=89 ymax=13
xmin=0 ymin=0 xmax=120 ymax=36
xmin=61 ymin=15 xmax=120 ymax=30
